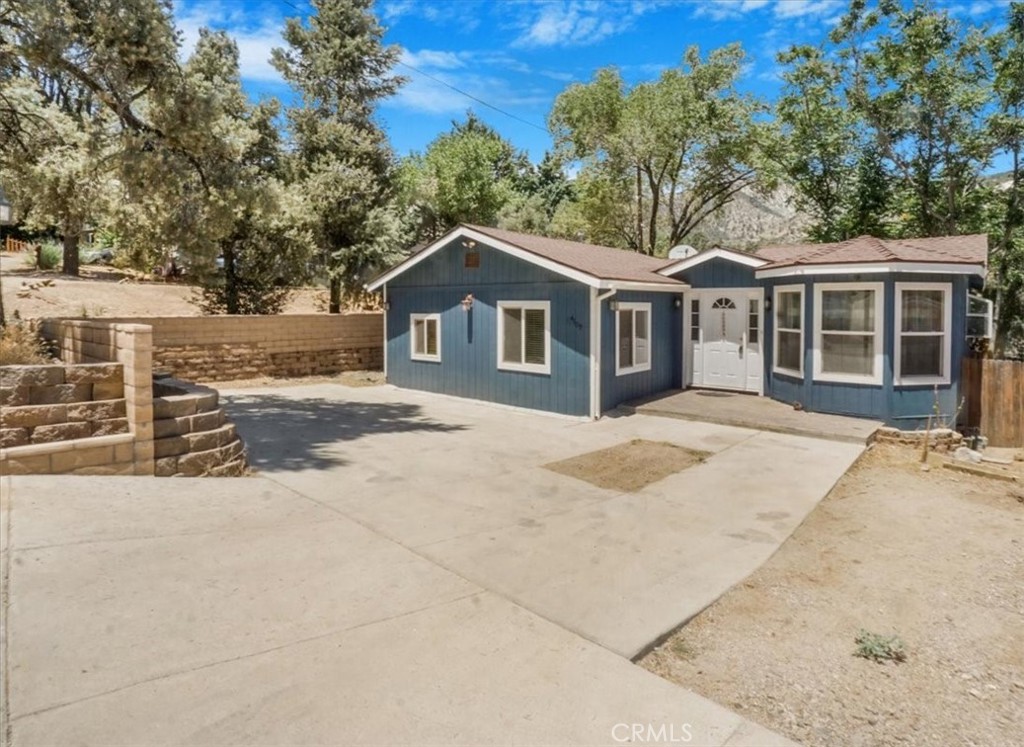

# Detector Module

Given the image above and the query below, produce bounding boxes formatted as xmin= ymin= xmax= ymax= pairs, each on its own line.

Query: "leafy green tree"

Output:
xmin=0 ymin=77 xmax=115 ymax=276
xmin=987 ymin=2 xmax=1024 ymax=354
xmin=398 ymin=112 xmax=531 ymax=241
xmin=272 ymin=0 xmax=403 ymax=313
xmin=182 ymin=30 xmax=311 ymax=315
xmin=550 ymin=45 xmax=774 ymax=255
xmin=774 ymin=45 xmax=860 ymax=241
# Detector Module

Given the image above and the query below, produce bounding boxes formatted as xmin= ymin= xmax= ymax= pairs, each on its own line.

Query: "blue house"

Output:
xmin=367 ymin=225 xmax=990 ymax=426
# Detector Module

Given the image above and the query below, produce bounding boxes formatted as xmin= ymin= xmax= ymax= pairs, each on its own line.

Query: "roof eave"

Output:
xmin=755 ymin=261 xmax=988 ymax=279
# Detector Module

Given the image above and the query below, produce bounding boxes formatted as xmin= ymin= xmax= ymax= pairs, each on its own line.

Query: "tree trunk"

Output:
xmin=329 ymin=276 xmax=342 ymax=314
xmin=224 ymin=246 xmax=239 ymax=315
xmin=635 ymin=164 xmax=644 ymax=254
xmin=62 ymin=233 xmax=80 ymax=277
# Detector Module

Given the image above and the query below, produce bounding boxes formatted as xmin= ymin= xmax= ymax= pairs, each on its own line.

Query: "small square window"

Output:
xmin=410 ymin=313 xmax=441 ymax=362
xmin=464 ymin=251 xmax=480 ymax=269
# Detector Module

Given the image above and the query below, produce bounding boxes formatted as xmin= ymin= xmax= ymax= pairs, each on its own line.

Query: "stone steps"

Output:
xmin=151 ymin=376 xmax=247 ymax=478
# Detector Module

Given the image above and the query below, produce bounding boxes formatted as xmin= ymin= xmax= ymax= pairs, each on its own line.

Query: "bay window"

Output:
xmin=895 ymin=283 xmax=951 ymax=385
xmin=773 ymin=285 xmax=804 ymax=376
xmin=813 ymin=283 xmax=884 ymax=384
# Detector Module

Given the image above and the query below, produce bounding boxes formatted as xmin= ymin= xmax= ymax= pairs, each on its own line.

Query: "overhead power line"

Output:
xmin=273 ymin=0 xmax=549 ymax=133
xmin=395 ymin=60 xmax=549 ymax=133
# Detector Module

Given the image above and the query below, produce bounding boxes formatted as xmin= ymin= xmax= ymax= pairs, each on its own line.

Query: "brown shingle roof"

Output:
xmin=463 ymin=224 xmax=682 ymax=284
xmin=756 ymin=234 xmax=988 ymax=269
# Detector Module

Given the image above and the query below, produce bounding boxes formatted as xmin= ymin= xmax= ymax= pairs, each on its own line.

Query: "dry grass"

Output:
xmin=641 ymin=443 xmax=1024 ymax=747
xmin=544 ymin=439 xmax=710 ymax=493
xmin=0 ymin=320 xmax=52 ymax=365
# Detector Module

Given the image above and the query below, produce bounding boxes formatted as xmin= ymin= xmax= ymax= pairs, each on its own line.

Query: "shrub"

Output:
xmin=0 ymin=320 xmax=51 ymax=365
xmin=854 ymin=630 xmax=907 ymax=664
xmin=22 ymin=241 xmax=62 ymax=270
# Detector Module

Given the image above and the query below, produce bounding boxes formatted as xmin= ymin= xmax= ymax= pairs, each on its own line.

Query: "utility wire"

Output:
xmin=394 ymin=60 xmax=549 ymax=133
xmin=274 ymin=0 xmax=548 ymax=132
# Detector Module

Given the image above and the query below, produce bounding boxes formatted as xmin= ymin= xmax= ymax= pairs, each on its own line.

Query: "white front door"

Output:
xmin=689 ymin=290 xmax=763 ymax=394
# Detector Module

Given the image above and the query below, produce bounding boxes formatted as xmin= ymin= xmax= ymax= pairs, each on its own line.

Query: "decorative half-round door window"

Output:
xmin=711 ymin=297 xmax=737 ymax=338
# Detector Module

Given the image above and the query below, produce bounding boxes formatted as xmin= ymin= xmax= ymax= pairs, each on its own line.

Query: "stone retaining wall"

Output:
xmin=39 ymin=320 xmax=155 ymax=475
xmin=47 ymin=314 xmax=384 ymax=382
xmin=151 ymin=378 xmax=247 ymax=477
xmin=871 ymin=427 xmax=964 ymax=452
xmin=0 ymin=363 xmax=129 ymax=450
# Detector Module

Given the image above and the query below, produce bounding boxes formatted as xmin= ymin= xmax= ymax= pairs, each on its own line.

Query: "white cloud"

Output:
xmin=401 ymin=48 xmax=467 ymax=70
xmin=773 ymin=0 xmax=844 ymax=20
xmin=176 ymin=2 xmax=284 ymax=83
xmin=694 ymin=0 xmax=772 ymax=22
xmin=513 ymin=0 xmax=654 ymax=48
xmin=385 ymin=69 xmax=549 ymax=115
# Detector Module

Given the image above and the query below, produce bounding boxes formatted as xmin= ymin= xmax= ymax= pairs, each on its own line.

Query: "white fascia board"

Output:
xmin=598 ymin=280 xmax=689 ymax=292
xmin=366 ymin=226 xmax=603 ymax=290
xmin=658 ymin=247 xmax=767 ymax=277
xmin=756 ymin=262 xmax=987 ymax=280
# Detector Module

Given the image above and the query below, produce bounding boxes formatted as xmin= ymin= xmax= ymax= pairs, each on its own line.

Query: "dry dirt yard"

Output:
xmin=642 ymin=443 xmax=1024 ymax=747
xmin=0 ymin=253 xmax=323 ymax=318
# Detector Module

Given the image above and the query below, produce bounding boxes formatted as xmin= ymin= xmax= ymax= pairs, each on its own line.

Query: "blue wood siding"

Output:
xmin=600 ymin=290 xmax=682 ymax=412
xmin=386 ymin=237 xmax=591 ymax=416
xmin=760 ymin=273 xmax=971 ymax=427
xmin=668 ymin=257 xmax=758 ymax=288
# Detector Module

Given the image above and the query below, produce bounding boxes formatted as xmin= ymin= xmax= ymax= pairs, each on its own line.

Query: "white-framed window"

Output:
xmin=813 ymin=282 xmax=884 ymax=385
xmin=966 ymin=292 xmax=994 ymax=340
xmin=773 ymin=285 xmax=804 ymax=377
xmin=616 ymin=302 xmax=652 ymax=375
xmin=410 ymin=313 xmax=441 ymax=362
xmin=497 ymin=301 xmax=551 ymax=375
xmin=895 ymin=282 xmax=952 ymax=385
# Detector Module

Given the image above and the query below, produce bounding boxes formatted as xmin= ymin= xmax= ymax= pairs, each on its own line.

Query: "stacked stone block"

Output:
xmin=36 ymin=320 xmax=155 ymax=476
xmin=45 ymin=313 xmax=384 ymax=383
xmin=0 ymin=364 xmax=128 ymax=448
xmin=152 ymin=378 xmax=247 ymax=477
xmin=870 ymin=427 xmax=964 ymax=452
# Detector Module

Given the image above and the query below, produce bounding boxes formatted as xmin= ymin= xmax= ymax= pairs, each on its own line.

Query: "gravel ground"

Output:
xmin=641 ymin=444 xmax=1024 ymax=747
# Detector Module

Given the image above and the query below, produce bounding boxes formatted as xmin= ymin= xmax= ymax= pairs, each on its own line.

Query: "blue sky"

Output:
xmin=173 ymin=0 xmax=1012 ymax=163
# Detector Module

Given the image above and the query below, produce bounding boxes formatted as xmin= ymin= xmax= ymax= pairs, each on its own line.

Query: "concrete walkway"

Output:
xmin=1 ymin=385 xmax=864 ymax=746
xmin=624 ymin=388 xmax=882 ymax=444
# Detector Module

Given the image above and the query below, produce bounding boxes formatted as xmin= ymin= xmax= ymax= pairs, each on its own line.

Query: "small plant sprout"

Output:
xmin=854 ymin=630 xmax=907 ymax=664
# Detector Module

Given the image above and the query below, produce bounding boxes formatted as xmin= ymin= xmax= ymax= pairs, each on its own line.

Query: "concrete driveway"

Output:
xmin=224 ymin=384 xmax=862 ymax=658
xmin=1 ymin=384 xmax=862 ymax=746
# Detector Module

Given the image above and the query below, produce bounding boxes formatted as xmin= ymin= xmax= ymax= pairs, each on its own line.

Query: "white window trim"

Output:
xmin=409 ymin=313 xmax=441 ymax=363
xmin=894 ymin=282 xmax=952 ymax=387
xmin=812 ymin=282 xmax=885 ymax=385
xmin=966 ymin=292 xmax=994 ymax=339
xmin=497 ymin=300 xmax=551 ymax=375
xmin=615 ymin=302 xmax=653 ymax=376
xmin=773 ymin=284 xmax=804 ymax=378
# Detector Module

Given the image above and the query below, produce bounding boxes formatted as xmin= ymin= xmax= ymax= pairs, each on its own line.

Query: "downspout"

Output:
xmin=382 ymin=284 xmax=388 ymax=381
xmin=590 ymin=287 xmax=617 ymax=419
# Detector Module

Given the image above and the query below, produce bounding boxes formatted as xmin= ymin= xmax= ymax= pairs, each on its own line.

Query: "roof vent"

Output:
xmin=668 ymin=244 xmax=699 ymax=260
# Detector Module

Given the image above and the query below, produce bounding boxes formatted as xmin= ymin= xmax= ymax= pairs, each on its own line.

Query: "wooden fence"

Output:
xmin=961 ymin=357 xmax=1024 ymax=447
xmin=4 ymin=236 xmax=31 ymax=253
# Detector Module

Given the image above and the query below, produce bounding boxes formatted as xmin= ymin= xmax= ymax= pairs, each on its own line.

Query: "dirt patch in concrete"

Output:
xmin=640 ymin=443 xmax=1024 ymax=747
xmin=210 ymin=371 xmax=385 ymax=389
xmin=544 ymin=439 xmax=710 ymax=493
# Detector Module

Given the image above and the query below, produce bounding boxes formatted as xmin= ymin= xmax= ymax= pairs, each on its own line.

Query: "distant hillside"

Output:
xmin=684 ymin=183 xmax=812 ymax=251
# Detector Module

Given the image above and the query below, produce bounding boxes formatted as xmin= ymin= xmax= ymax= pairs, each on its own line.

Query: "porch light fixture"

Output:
xmin=609 ymin=300 xmax=620 ymax=311
xmin=764 ymin=297 xmax=772 ymax=311
xmin=673 ymin=298 xmax=682 ymax=309
xmin=382 ymin=301 xmax=391 ymax=311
